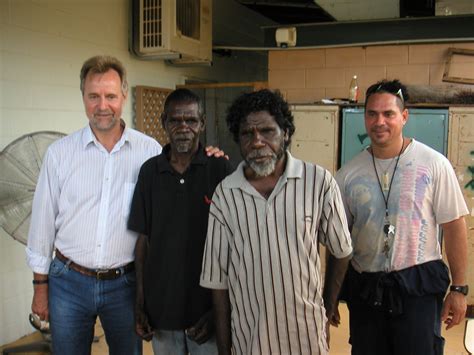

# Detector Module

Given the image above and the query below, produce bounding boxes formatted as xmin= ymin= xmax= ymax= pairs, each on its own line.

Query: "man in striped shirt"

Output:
xmin=200 ymin=89 xmax=353 ymax=355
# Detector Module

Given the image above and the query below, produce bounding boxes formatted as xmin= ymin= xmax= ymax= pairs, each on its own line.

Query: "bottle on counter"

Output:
xmin=349 ymin=75 xmax=359 ymax=103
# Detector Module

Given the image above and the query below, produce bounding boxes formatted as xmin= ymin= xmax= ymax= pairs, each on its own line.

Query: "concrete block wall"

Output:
xmin=269 ymin=42 xmax=474 ymax=103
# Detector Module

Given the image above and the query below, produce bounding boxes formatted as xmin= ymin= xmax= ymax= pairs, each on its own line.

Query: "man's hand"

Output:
xmin=441 ymin=291 xmax=467 ymax=330
xmin=135 ymin=306 xmax=154 ymax=341
xmin=205 ymin=146 xmax=229 ymax=160
xmin=186 ymin=310 xmax=214 ymax=344
xmin=328 ymin=302 xmax=341 ymax=327
xmin=32 ymin=284 xmax=49 ymax=321
xmin=325 ymin=301 xmax=341 ymax=349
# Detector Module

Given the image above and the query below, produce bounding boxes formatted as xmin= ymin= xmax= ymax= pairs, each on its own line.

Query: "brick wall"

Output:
xmin=269 ymin=42 xmax=474 ymax=103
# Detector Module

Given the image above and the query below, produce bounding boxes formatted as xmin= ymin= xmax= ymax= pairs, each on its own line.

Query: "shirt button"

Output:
xmin=180 ymin=179 xmax=185 ymax=184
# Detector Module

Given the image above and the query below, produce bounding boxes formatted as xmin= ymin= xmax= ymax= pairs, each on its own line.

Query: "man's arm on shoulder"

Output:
xmin=205 ymin=145 xmax=229 ymax=160
xmin=212 ymin=289 xmax=231 ymax=355
xmin=441 ymin=216 xmax=468 ymax=330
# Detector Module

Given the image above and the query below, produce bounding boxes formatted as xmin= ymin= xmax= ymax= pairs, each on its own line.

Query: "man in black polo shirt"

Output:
xmin=128 ymin=88 xmax=233 ymax=354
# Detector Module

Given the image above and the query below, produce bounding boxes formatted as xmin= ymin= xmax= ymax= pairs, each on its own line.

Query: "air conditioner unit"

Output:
xmin=130 ymin=0 xmax=212 ymax=65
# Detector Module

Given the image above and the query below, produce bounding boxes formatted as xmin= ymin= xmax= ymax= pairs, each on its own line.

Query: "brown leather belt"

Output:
xmin=55 ymin=249 xmax=134 ymax=280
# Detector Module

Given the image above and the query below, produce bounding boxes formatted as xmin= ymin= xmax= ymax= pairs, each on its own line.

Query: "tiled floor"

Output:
xmin=1 ymin=304 xmax=470 ymax=354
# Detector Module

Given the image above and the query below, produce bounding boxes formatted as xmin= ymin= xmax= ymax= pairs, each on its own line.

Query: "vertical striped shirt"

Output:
xmin=200 ymin=153 xmax=352 ymax=355
xmin=26 ymin=124 xmax=161 ymax=274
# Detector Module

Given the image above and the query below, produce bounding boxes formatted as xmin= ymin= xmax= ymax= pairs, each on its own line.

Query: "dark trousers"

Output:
xmin=347 ymin=292 xmax=444 ymax=355
xmin=343 ymin=261 xmax=449 ymax=355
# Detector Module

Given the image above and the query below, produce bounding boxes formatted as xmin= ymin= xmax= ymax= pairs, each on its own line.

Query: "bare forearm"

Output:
xmin=442 ymin=217 xmax=468 ymax=285
xmin=212 ymin=289 xmax=231 ymax=355
xmin=323 ymin=254 xmax=351 ymax=317
xmin=134 ymin=234 xmax=148 ymax=307
xmin=33 ymin=272 xmax=48 ymax=281
xmin=32 ymin=272 xmax=49 ymax=320
xmin=440 ymin=217 xmax=468 ymax=329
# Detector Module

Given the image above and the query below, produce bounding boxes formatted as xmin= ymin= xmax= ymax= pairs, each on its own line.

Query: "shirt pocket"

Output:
xmin=122 ymin=182 xmax=136 ymax=218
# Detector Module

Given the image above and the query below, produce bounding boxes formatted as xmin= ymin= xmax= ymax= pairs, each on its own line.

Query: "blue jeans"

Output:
xmin=152 ymin=330 xmax=218 ymax=355
xmin=48 ymin=257 xmax=141 ymax=355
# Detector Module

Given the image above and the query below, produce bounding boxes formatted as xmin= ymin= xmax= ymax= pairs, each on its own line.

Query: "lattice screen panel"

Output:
xmin=135 ymin=86 xmax=172 ymax=146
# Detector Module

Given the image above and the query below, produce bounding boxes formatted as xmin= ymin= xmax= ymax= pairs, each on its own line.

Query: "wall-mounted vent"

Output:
xmin=141 ymin=0 xmax=163 ymax=49
xmin=177 ymin=0 xmax=200 ymax=40
xmin=131 ymin=0 xmax=212 ymax=65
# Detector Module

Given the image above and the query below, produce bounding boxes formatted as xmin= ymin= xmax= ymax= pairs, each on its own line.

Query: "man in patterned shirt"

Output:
xmin=335 ymin=79 xmax=468 ymax=355
xmin=200 ymin=89 xmax=353 ymax=355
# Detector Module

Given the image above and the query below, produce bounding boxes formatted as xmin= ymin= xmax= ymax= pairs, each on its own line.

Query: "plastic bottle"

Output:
xmin=349 ymin=75 xmax=359 ymax=103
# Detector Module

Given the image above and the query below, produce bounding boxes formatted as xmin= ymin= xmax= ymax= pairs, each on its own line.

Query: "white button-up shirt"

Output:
xmin=26 ymin=124 xmax=162 ymax=274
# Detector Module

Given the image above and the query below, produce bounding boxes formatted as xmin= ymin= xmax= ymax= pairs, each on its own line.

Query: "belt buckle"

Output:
xmin=96 ymin=269 xmax=109 ymax=280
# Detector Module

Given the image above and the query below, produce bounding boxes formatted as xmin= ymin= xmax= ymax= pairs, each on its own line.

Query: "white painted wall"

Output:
xmin=0 ymin=0 xmax=269 ymax=345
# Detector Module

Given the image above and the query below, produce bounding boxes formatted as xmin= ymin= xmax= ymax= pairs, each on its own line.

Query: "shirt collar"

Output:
xmin=81 ymin=119 xmax=129 ymax=150
xmin=156 ymin=143 xmax=207 ymax=173
xmin=223 ymin=151 xmax=302 ymax=190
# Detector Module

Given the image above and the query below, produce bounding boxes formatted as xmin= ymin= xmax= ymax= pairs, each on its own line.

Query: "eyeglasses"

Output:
xmin=366 ymin=84 xmax=404 ymax=104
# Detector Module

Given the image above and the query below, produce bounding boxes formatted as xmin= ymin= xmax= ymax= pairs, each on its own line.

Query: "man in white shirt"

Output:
xmin=335 ymin=79 xmax=468 ymax=355
xmin=26 ymin=55 xmax=161 ymax=355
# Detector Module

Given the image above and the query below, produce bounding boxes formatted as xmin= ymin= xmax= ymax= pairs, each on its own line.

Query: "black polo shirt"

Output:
xmin=128 ymin=144 xmax=233 ymax=330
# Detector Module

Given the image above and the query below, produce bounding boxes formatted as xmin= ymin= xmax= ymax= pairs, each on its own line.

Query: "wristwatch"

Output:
xmin=450 ymin=285 xmax=469 ymax=295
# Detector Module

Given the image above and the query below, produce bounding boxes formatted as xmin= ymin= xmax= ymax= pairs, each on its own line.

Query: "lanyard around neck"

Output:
xmin=371 ymin=139 xmax=405 ymax=218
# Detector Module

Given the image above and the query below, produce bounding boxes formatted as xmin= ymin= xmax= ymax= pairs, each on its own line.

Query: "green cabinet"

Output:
xmin=340 ymin=108 xmax=449 ymax=166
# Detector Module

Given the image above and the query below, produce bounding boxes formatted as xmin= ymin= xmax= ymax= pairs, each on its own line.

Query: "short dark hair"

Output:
xmin=80 ymin=55 xmax=128 ymax=95
xmin=226 ymin=89 xmax=295 ymax=148
xmin=162 ymin=88 xmax=204 ymax=122
xmin=365 ymin=79 xmax=409 ymax=110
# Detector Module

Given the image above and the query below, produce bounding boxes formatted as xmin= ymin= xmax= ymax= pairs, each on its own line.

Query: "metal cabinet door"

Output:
xmin=340 ymin=108 xmax=448 ymax=166
xmin=290 ymin=105 xmax=339 ymax=174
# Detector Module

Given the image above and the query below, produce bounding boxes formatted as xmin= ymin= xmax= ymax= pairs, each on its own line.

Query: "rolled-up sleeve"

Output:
xmin=26 ymin=148 xmax=60 ymax=274
xmin=318 ymin=174 xmax=353 ymax=259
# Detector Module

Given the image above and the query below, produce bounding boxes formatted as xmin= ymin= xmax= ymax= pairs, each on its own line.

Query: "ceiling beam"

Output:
xmin=263 ymin=15 xmax=474 ymax=48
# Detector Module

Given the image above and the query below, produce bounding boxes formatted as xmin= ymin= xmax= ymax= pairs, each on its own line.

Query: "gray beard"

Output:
xmin=91 ymin=113 xmax=117 ymax=132
xmin=176 ymin=141 xmax=191 ymax=153
xmin=248 ymin=159 xmax=276 ymax=177
xmin=246 ymin=151 xmax=278 ymax=177
xmin=174 ymin=134 xmax=193 ymax=153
